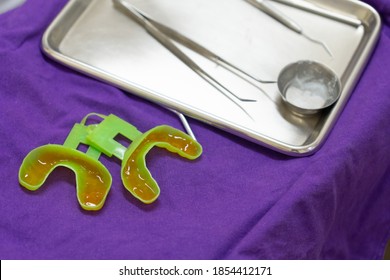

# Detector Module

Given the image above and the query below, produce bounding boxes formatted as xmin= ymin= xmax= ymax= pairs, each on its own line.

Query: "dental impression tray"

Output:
xmin=19 ymin=113 xmax=202 ymax=210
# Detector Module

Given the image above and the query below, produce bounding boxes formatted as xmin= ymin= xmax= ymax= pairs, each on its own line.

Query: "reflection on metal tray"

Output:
xmin=41 ymin=0 xmax=381 ymax=156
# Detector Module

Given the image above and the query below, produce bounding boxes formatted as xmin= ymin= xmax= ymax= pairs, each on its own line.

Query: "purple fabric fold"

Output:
xmin=0 ymin=0 xmax=389 ymax=259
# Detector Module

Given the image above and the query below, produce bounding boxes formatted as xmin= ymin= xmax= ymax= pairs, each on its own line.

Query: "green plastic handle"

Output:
xmin=85 ymin=114 xmax=142 ymax=160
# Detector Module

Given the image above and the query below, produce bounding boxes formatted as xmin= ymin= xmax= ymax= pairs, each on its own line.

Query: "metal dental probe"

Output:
xmin=245 ymin=0 xmax=333 ymax=57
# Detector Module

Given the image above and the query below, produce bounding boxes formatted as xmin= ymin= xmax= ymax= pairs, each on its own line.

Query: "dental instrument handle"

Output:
xmin=246 ymin=0 xmax=302 ymax=33
xmin=142 ymin=15 xmax=275 ymax=84
xmin=270 ymin=0 xmax=361 ymax=27
xmin=245 ymin=0 xmax=332 ymax=56
xmin=113 ymin=0 xmax=255 ymax=119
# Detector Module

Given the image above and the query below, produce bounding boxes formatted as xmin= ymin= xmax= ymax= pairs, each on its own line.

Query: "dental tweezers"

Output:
xmin=113 ymin=0 xmax=257 ymax=119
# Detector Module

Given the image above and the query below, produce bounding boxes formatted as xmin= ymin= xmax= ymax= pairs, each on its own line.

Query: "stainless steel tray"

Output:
xmin=42 ymin=0 xmax=381 ymax=156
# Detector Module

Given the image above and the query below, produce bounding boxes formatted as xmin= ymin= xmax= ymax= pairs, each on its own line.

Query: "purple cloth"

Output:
xmin=0 ymin=0 xmax=389 ymax=260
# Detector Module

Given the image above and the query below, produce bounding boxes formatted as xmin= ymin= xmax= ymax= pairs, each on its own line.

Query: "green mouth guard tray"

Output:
xmin=18 ymin=122 xmax=112 ymax=211
xmin=86 ymin=114 xmax=203 ymax=204
xmin=18 ymin=113 xmax=202 ymax=210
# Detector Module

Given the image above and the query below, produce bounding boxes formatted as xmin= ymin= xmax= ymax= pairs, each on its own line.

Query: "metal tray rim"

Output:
xmin=41 ymin=0 xmax=382 ymax=157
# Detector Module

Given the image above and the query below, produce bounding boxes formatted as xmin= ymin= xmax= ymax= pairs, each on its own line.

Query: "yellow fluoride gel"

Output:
xmin=121 ymin=126 xmax=202 ymax=204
